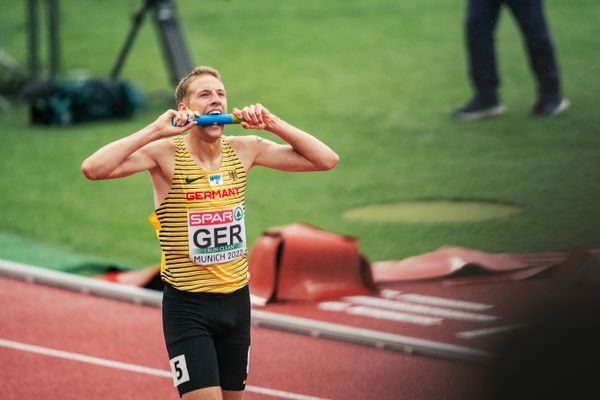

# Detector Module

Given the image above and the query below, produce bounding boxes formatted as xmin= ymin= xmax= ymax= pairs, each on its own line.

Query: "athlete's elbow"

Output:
xmin=81 ymin=159 xmax=102 ymax=180
xmin=316 ymin=152 xmax=340 ymax=171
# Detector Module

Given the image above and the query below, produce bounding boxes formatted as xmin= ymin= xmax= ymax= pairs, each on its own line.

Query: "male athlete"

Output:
xmin=81 ymin=66 xmax=339 ymax=400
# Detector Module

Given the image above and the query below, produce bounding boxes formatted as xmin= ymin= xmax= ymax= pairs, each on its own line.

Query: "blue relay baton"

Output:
xmin=171 ymin=114 xmax=242 ymax=126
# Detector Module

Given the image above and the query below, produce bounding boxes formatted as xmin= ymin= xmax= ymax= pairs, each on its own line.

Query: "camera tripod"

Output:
xmin=110 ymin=0 xmax=195 ymax=86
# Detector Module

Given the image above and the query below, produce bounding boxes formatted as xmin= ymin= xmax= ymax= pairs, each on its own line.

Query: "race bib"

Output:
xmin=187 ymin=207 xmax=246 ymax=265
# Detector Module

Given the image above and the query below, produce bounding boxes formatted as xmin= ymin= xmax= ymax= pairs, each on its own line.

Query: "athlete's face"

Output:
xmin=181 ymin=75 xmax=228 ymax=137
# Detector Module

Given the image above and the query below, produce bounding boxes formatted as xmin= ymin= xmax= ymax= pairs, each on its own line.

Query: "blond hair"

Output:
xmin=175 ymin=66 xmax=222 ymax=104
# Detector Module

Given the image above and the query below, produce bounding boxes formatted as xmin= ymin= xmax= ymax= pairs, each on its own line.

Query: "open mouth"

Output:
xmin=204 ymin=110 xmax=225 ymax=128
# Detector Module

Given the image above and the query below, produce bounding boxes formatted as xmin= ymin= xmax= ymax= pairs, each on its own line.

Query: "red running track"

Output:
xmin=0 ymin=276 xmax=488 ymax=400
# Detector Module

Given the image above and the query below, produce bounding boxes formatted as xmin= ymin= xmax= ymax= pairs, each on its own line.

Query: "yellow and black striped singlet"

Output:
xmin=148 ymin=135 xmax=249 ymax=293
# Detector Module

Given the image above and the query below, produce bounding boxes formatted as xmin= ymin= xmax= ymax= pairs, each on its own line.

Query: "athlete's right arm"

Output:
xmin=81 ymin=109 xmax=198 ymax=180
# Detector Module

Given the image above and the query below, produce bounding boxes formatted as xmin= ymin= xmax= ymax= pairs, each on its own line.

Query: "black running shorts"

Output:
xmin=162 ymin=284 xmax=251 ymax=397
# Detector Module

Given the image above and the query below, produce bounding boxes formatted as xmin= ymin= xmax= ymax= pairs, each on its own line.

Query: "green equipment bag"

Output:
xmin=23 ymin=78 xmax=144 ymax=125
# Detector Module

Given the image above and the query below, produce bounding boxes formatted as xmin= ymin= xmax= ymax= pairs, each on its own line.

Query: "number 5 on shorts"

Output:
xmin=170 ymin=354 xmax=191 ymax=386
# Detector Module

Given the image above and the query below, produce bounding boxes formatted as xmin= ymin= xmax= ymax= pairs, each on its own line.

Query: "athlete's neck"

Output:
xmin=185 ymin=130 xmax=223 ymax=171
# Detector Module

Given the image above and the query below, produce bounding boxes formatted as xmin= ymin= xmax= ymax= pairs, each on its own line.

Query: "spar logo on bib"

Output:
xmin=187 ymin=207 xmax=246 ymax=265
xmin=234 ymin=206 xmax=243 ymax=221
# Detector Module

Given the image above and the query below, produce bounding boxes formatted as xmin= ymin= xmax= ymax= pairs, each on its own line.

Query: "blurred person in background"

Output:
xmin=453 ymin=0 xmax=569 ymax=121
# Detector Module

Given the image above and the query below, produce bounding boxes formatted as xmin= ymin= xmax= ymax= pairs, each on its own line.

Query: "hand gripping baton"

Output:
xmin=171 ymin=114 xmax=242 ymax=126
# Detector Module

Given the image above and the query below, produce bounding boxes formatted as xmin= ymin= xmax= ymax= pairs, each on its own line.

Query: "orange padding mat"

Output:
xmin=248 ymin=223 xmax=375 ymax=305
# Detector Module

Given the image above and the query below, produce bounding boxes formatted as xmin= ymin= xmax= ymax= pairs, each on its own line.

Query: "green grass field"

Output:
xmin=1 ymin=0 xmax=599 ymax=273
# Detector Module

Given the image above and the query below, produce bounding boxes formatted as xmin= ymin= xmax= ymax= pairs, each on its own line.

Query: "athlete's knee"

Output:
xmin=222 ymin=390 xmax=245 ymax=400
xmin=181 ymin=386 xmax=223 ymax=400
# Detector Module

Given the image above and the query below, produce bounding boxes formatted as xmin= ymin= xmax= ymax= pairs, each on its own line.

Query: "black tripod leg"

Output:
xmin=46 ymin=0 xmax=60 ymax=80
xmin=26 ymin=0 xmax=40 ymax=80
xmin=151 ymin=0 xmax=194 ymax=86
xmin=110 ymin=0 xmax=151 ymax=80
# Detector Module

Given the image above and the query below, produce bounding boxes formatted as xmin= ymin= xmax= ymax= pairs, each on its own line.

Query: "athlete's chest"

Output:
xmin=182 ymin=169 xmax=246 ymax=203
xmin=177 ymin=166 xmax=247 ymax=266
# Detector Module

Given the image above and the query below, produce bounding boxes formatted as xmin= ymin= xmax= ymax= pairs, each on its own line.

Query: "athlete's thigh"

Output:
xmin=168 ymin=335 xmax=221 ymax=397
xmin=215 ymin=287 xmax=251 ymax=391
xmin=215 ymin=340 xmax=250 ymax=391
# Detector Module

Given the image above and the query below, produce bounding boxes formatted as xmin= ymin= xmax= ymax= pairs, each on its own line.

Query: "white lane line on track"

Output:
xmin=381 ymin=290 xmax=493 ymax=311
xmin=348 ymin=306 xmax=443 ymax=325
xmin=0 ymin=338 xmax=329 ymax=400
xmin=456 ymin=324 xmax=526 ymax=339
xmin=344 ymin=296 xmax=499 ymax=322
xmin=318 ymin=302 xmax=442 ymax=326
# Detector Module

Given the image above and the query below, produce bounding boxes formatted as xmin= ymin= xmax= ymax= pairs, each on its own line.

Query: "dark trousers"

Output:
xmin=465 ymin=0 xmax=561 ymax=102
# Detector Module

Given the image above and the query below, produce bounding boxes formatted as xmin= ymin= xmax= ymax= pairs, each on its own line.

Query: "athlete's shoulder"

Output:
xmin=141 ymin=137 xmax=178 ymax=168
xmin=145 ymin=136 xmax=177 ymax=153
xmin=226 ymin=135 xmax=266 ymax=171
xmin=227 ymin=134 xmax=267 ymax=147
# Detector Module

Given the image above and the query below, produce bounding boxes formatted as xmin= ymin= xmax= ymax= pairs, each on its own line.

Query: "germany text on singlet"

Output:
xmin=148 ymin=135 xmax=249 ymax=293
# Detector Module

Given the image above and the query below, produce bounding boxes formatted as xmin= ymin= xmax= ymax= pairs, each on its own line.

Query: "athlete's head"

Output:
xmin=175 ymin=66 xmax=222 ymax=105
xmin=176 ymin=66 xmax=227 ymax=137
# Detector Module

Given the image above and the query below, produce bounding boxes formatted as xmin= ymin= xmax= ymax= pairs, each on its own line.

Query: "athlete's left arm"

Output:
xmin=232 ymin=104 xmax=339 ymax=172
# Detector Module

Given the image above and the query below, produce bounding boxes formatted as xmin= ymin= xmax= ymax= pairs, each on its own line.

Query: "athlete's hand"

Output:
xmin=232 ymin=104 xmax=277 ymax=131
xmin=153 ymin=109 xmax=200 ymax=138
